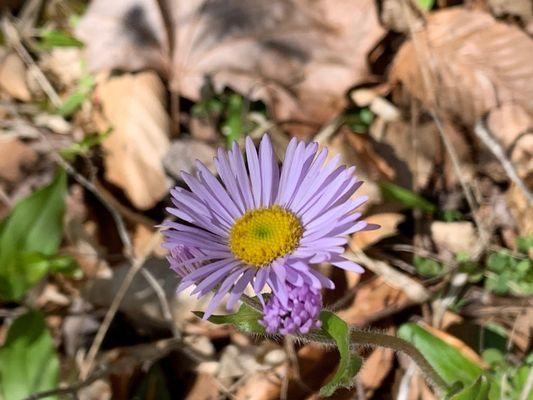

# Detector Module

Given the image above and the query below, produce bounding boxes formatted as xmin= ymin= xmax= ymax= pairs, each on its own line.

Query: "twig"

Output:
xmin=345 ymin=249 xmax=430 ymax=303
xmin=474 ymin=119 xmax=532 ymax=204
xmin=1 ymin=16 xmax=62 ymax=107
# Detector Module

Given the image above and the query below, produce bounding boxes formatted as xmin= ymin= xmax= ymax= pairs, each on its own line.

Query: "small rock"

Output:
xmin=263 ymin=349 xmax=286 ymax=366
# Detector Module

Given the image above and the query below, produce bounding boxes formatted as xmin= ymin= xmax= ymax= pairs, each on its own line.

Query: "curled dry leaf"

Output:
xmin=391 ymin=8 xmax=533 ymax=126
xmin=94 ymin=71 xmax=170 ymax=210
xmin=77 ymin=0 xmax=384 ymax=134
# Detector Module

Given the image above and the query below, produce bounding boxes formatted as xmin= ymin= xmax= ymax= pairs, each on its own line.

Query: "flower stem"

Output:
xmin=349 ymin=329 xmax=450 ymax=396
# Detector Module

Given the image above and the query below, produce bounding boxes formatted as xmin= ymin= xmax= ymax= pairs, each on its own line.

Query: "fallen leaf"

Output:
xmin=0 ymin=52 xmax=31 ymax=101
xmin=163 ymin=139 xmax=217 ymax=179
xmin=185 ymin=373 xmax=219 ymax=400
xmin=507 ymin=181 xmax=533 ymax=236
xmin=370 ymin=119 xmax=439 ymax=189
xmin=391 ymin=8 xmax=533 ymax=126
xmin=337 ymin=276 xmax=412 ymax=326
xmin=351 ymin=213 xmax=405 ymax=251
xmin=488 ymin=0 xmax=533 ymax=23
xmin=0 ymin=138 xmax=37 ymax=182
xmin=430 ymin=221 xmax=477 ymax=255
xmin=486 ymin=103 xmax=533 ymax=178
xmin=77 ymin=0 xmax=384 ymax=134
xmin=94 ymin=72 xmax=170 ymax=210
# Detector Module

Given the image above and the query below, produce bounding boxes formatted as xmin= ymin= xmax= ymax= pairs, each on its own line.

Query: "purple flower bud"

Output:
xmin=260 ymin=283 xmax=323 ymax=335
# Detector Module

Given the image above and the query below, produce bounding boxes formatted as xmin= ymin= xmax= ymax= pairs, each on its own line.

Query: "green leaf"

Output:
xmin=447 ymin=375 xmax=491 ymax=400
xmin=0 ymin=311 xmax=60 ymax=400
xmin=416 ymin=0 xmax=435 ymax=11
xmin=60 ymin=129 xmax=111 ymax=160
xmin=222 ymin=93 xmax=245 ymax=145
xmin=486 ymin=252 xmax=511 ymax=273
xmin=379 ymin=182 xmax=436 ymax=213
xmin=517 ymin=236 xmax=533 ymax=254
xmin=57 ymin=73 xmax=95 ymax=117
xmin=414 ymin=256 xmax=443 ymax=277
xmin=0 ymin=169 xmax=67 ymax=300
xmin=398 ymin=323 xmax=483 ymax=387
xmin=36 ymin=28 xmax=84 ymax=51
xmin=318 ymin=311 xmax=362 ymax=397
xmin=197 ymin=302 xmax=266 ymax=334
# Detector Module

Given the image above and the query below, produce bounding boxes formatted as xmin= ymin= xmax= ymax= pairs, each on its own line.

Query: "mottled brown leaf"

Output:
xmin=391 ymin=8 xmax=533 ymax=126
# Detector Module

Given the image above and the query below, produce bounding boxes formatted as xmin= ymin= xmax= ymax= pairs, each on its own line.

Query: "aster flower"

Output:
xmin=163 ymin=134 xmax=376 ymax=318
xmin=260 ymin=282 xmax=322 ymax=335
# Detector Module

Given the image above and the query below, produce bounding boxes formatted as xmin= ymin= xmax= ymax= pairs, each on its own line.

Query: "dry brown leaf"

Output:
xmin=488 ymin=0 xmax=533 ymax=23
xmin=391 ymin=8 xmax=533 ymax=126
xmin=351 ymin=213 xmax=404 ymax=251
xmin=430 ymin=221 xmax=477 ymax=255
xmin=0 ymin=52 xmax=31 ymax=101
xmin=0 ymin=138 xmax=37 ymax=182
xmin=507 ymin=181 xmax=533 ymax=236
xmin=185 ymin=373 xmax=220 ymax=400
xmin=337 ymin=276 xmax=412 ymax=326
xmin=370 ymin=119 xmax=439 ymax=189
xmin=95 ymin=72 xmax=170 ymax=210
xmin=487 ymin=103 xmax=533 ymax=178
xmin=77 ymin=0 xmax=384 ymax=134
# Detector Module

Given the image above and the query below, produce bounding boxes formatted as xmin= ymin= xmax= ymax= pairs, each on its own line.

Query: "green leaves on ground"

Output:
xmin=379 ymin=182 xmax=436 ymax=213
xmin=318 ymin=311 xmax=362 ymax=397
xmin=485 ymin=249 xmax=532 ymax=296
xmin=398 ymin=323 xmax=483 ymax=387
xmin=192 ymin=86 xmax=266 ymax=147
xmin=414 ymin=256 xmax=443 ymax=277
xmin=0 ymin=311 xmax=60 ymax=400
xmin=398 ymin=323 xmax=533 ymax=399
xmin=0 ymin=169 xmax=72 ymax=301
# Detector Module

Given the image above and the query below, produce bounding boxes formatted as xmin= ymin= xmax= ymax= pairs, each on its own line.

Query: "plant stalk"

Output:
xmin=349 ymin=329 xmax=449 ymax=397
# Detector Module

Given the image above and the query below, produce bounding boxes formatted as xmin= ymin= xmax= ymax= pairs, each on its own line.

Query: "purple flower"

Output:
xmin=260 ymin=282 xmax=322 ymax=335
xmin=163 ymin=134 xmax=377 ymax=318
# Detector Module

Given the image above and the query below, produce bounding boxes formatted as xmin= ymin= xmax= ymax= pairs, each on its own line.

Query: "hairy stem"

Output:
xmin=349 ymin=330 xmax=449 ymax=396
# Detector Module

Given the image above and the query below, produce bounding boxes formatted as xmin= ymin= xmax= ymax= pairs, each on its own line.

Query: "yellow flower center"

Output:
xmin=229 ymin=205 xmax=303 ymax=267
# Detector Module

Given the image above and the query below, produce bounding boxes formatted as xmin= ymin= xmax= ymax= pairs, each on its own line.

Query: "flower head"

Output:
xmin=260 ymin=282 xmax=322 ymax=335
xmin=163 ymin=135 xmax=376 ymax=318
